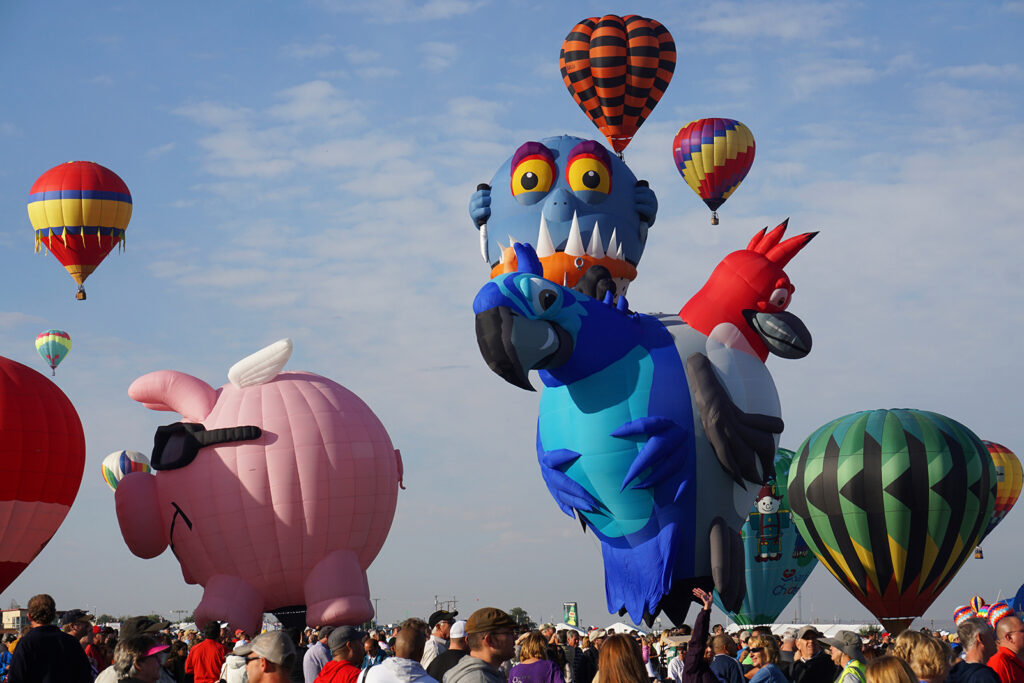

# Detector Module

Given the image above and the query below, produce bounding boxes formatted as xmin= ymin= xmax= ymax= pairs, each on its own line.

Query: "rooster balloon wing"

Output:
xmin=473 ymin=221 xmax=814 ymax=625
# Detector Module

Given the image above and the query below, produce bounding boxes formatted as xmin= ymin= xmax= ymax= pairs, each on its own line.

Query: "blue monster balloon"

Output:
xmin=473 ymin=233 xmax=815 ymax=626
xmin=712 ymin=448 xmax=818 ymax=626
xmin=469 ymin=135 xmax=657 ymax=297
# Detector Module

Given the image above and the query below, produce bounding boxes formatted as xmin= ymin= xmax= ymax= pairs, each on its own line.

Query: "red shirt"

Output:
xmin=315 ymin=659 xmax=362 ymax=683
xmin=988 ymin=647 xmax=1024 ymax=683
xmin=185 ymin=638 xmax=229 ymax=683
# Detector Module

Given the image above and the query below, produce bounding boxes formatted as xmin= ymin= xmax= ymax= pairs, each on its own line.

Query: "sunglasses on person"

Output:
xmin=151 ymin=421 xmax=262 ymax=471
xmin=749 ymin=648 xmax=765 ymax=654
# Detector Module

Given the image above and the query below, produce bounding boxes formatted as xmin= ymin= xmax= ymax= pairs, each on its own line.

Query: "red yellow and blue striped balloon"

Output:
xmin=672 ymin=118 xmax=755 ymax=224
xmin=101 ymin=450 xmax=151 ymax=491
xmin=984 ymin=441 xmax=1022 ymax=538
xmin=35 ymin=329 xmax=72 ymax=376
xmin=28 ymin=161 xmax=131 ymax=299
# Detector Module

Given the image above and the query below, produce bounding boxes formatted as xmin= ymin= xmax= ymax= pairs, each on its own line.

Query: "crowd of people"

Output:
xmin=3 ymin=590 xmax=1023 ymax=683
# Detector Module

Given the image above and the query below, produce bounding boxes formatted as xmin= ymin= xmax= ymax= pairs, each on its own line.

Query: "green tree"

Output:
xmin=508 ymin=607 xmax=536 ymax=630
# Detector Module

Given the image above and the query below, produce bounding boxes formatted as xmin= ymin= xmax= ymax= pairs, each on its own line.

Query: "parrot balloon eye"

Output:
xmin=538 ymin=288 xmax=558 ymax=311
xmin=768 ymin=288 xmax=790 ymax=309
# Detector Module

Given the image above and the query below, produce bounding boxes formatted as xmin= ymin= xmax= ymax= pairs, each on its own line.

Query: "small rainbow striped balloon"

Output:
xmin=970 ymin=595 xmax=987 ymax=614
xmin=101 ymin=450 xmax=151 ymax=491
xmin=987 ymin=602 xmax=1015 ymax=628
xmin=953 ymin=604 xmax=974 ymax=625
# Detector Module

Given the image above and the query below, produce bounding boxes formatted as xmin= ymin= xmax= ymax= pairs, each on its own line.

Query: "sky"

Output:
xmin=0 ymin=0 xmax=1022 ymax=631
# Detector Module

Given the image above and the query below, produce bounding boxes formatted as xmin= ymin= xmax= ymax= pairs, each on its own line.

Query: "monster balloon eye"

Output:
xmin=511 ymin=156 xmax=556 ymax=204
xmin=566 ymin=155 xmax=611 ymax=197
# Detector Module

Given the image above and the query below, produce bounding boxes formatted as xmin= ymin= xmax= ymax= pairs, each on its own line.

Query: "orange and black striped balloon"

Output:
xmin=560 ymin=15 xmax=676 ymax=153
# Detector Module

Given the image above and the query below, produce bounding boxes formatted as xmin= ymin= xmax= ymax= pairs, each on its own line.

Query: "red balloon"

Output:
xmin=0 ymin=356 xmax=85 ymax=591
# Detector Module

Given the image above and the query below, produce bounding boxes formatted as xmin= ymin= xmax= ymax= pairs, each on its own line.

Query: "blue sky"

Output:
xmin=1 ymin=0 xmax=1022 ymax=629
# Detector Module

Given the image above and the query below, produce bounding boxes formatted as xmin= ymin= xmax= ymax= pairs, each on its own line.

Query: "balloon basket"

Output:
xmin=711 ymin=211 xmax=719 ymax=226
xmin=75 ymin=286 xmax=86 ymax=301
xmin=975 ymin=546 xmax=984 ymax=559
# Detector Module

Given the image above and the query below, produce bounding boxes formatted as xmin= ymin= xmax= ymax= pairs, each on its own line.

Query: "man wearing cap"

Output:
xmin=948 ymin=618 xmax=1000 ymax=683
xmin=988 ymin=615 xmax=1024 ymax=683
xmin=61 ymin=609 xmax=95 ymax=642
xmin=442 ymin=608 xmax=517 ymax=683
xmin=315 ymin=626 xmax=367 ymax=683
xmin=366 ymin=625 xmax=438 ymax=683
xmin=7 ymin=593 xmax=92 ymax=683
xmin=790 ymin=627 xmax=836 ymax=683
xmin=423 ymin=611 xmax=458 ymax=670
xmin=575 ymin=630 xmax=604 ymax=683
xmin=237 ymin=630 xmax=298 ymax=683
xmin=186 ymin=621 xmax=230 ymax=683
xmin=95 ymin=616 xmax=175 ymax=683
xmin=427 ymin=621 xmax=469 ymax=682
xmin=305 ymin=627 xmax=336 ymax=683
xmin=818 ymin=631 xmax=865 ymax=683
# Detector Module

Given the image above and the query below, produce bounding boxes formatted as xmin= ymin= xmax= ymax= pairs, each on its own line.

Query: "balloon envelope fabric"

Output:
xmin=982 ymin=441 xmax=1021 ymax=540
xmin=714 ymin=448 xmax=818 ymax=626
xmin=35 ymin=329 xmax=72 ymax=375
xmin=788 ymin=409 xmax=995 ymax=634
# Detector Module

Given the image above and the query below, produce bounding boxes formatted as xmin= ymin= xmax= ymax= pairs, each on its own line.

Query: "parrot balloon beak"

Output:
xmin=475 ymin=306 xmax=574 ymax=390
xmin=743 ymin=310 xmax=812 ymax=359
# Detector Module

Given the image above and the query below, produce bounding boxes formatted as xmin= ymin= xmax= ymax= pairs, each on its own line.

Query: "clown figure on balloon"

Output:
xmin=751 ymin=484 xmax=788 ymax=563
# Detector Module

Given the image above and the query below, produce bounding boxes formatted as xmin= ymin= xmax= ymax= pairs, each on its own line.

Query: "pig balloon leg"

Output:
xmin=195 ymin=574 xmax=264 ymax=636
xmin=305 ymin=549 xmax=374 ymax=626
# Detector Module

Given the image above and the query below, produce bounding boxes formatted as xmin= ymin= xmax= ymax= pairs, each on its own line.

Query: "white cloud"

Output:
xmin=789 ymin=58 xmax=876 ymax=98
xmin=931 ymin=63 xmax=1023 ymax=80
xmin=266 ymin=80 xmax=365 ymax=128
xmin=281 ymin=36 xmax=337 ymax=60
xmin=419 ymin=41 xmax=458 ymax=72
xmin=319 ymin=0 xmax=488 ymax=22
xmin=687 ymin=1 xmax=845 ymax=40
xmin=146 ymin=142 xmax=175 ymax=158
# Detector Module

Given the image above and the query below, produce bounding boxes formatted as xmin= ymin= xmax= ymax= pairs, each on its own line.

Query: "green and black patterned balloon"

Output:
xmin=788 ymin=409 xmax=995 ymax=633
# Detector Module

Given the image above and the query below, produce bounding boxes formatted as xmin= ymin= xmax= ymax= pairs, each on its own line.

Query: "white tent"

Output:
xmin=604 ymin=621 xmax=647 ymax=635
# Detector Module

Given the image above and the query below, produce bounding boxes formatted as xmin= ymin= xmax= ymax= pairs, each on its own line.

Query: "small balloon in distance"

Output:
xmin=101 ymin=450 xmax=152 ymax=491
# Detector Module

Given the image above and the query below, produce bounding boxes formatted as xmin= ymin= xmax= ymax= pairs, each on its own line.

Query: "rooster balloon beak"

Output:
xmin=743 ymin=310 xmax=812 ymax=359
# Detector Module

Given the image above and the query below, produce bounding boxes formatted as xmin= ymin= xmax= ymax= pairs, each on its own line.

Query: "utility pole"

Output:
xmin=373 ymin=598 xmax=380 ymax=625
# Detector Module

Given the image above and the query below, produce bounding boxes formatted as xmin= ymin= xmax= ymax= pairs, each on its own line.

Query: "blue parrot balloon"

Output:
xmin=469 ymin=135 xmax=657 ymax=295
xmin=473 ymin=226 xmax=815 ymax=626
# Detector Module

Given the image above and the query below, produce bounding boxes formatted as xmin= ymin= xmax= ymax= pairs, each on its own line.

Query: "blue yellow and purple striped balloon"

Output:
xmin=672 ymin=118 xmax=755 ymax=224
xmin=35 ymin=329 xmax=72 ymax=375
xmin=101 ymin=450 xmax=151 ymax=491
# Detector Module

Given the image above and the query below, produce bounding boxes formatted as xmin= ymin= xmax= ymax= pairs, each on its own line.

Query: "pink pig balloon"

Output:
xmin=115 ymin=339 xmax=403 ymax=634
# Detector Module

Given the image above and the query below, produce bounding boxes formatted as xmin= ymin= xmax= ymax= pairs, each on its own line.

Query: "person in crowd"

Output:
xmin=561 ymin=630 xmax=582 ymax=683
xmin=163 ymin=641 xmax=190 ymax=682
xmin=905 ymin=635 xmax=951 ymax=683
xmin=508 ymin=632 xmax=565 ymax=683
xmin=666 ymin=638 xmax=687 ymax=683
xmin=677 ymin=588 xmax=716 ymax=683
xmin=365 ymin=636 xmax=387 ymax=668
xmin=596 ymin=634 xmax=648 ymax=683
xmin=305 ymin=627 xmax=336 ymax=683
xmin=778 ymin=634 xmax=796 ymax=677
xmin=819 ymin=632 xmax=866 ymax=683
xmin=948 ymin=619 xmax=1000 ymax=683
xmin=892 ymin=631 xmax=930 ymax=665
xmin=112 ymin=635 xmax=169 ymax=683
xmin=711 ymin=633 xmax=743 ymax=683
xmin=237 ymin=630 xmax=299 ymax=683
xmin=96 ymin=616 xmax=174 ymax=683
xmin=427 ymin=620 xmax=469 ymax=682
xmin=423 ymin=611 xmax=458 ymax=670
xmin=746 ymin=636 xmax=787 ymax=683
xmin=61 ymin=609 xmax=95 ymax=643
xmin=316 ymin=626 xmax=368 ymax=683
xmin=865 ymin=656 xmax=916 ymax=683
xmin=284 ymin=628 xmax=308 ymax=683
xmin=185 ymin=621 xmax=228 ymax=683
xmin=791 ymin=627 xmax=836 ymax=683
xmin=365 ymin=625 xmax=437 ymax=683
xmin=576 ymin=631 xmax=605 ymax=683
xmin=442 ymin=607 xmax=517 ymax=683
xmin=7 ymin=593 xmax=92 ymax=683
xmin=0 ymin=636 xmax=12 ymax=680
xmin=987 ymin=616 xmax=1024 ymax=683
xmin=221 ymin=640 xmax=251 ymax=683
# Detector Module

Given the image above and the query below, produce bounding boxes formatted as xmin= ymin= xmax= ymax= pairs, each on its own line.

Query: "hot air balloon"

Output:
xmin=672 ymin=118 xmax=755 ymax=225
xmin=28 ymin=161 xmax=132 ymax=300
xmin=0 ymin=355 xmax=86 ymax=593
xmin=101 ymin=450 xmax=151 ymax=491
xmin=35 ymin=329 xmax=72 ymax=376
xmin=713 ymin=448 xmax=818 ymax=626
xmin=974 ymin=441 xmax=1021 ymax=558
xmin=560 ymin=15 xmax=676 ymax=155
xmin=788 ymin=409 xmax=996 ymax=634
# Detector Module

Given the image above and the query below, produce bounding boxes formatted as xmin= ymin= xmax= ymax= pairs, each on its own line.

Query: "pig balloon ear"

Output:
xmin=129 ymin=371 xmax=218 ymax=422
xmin=228 ymin=338 xmax=293 ymax=388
